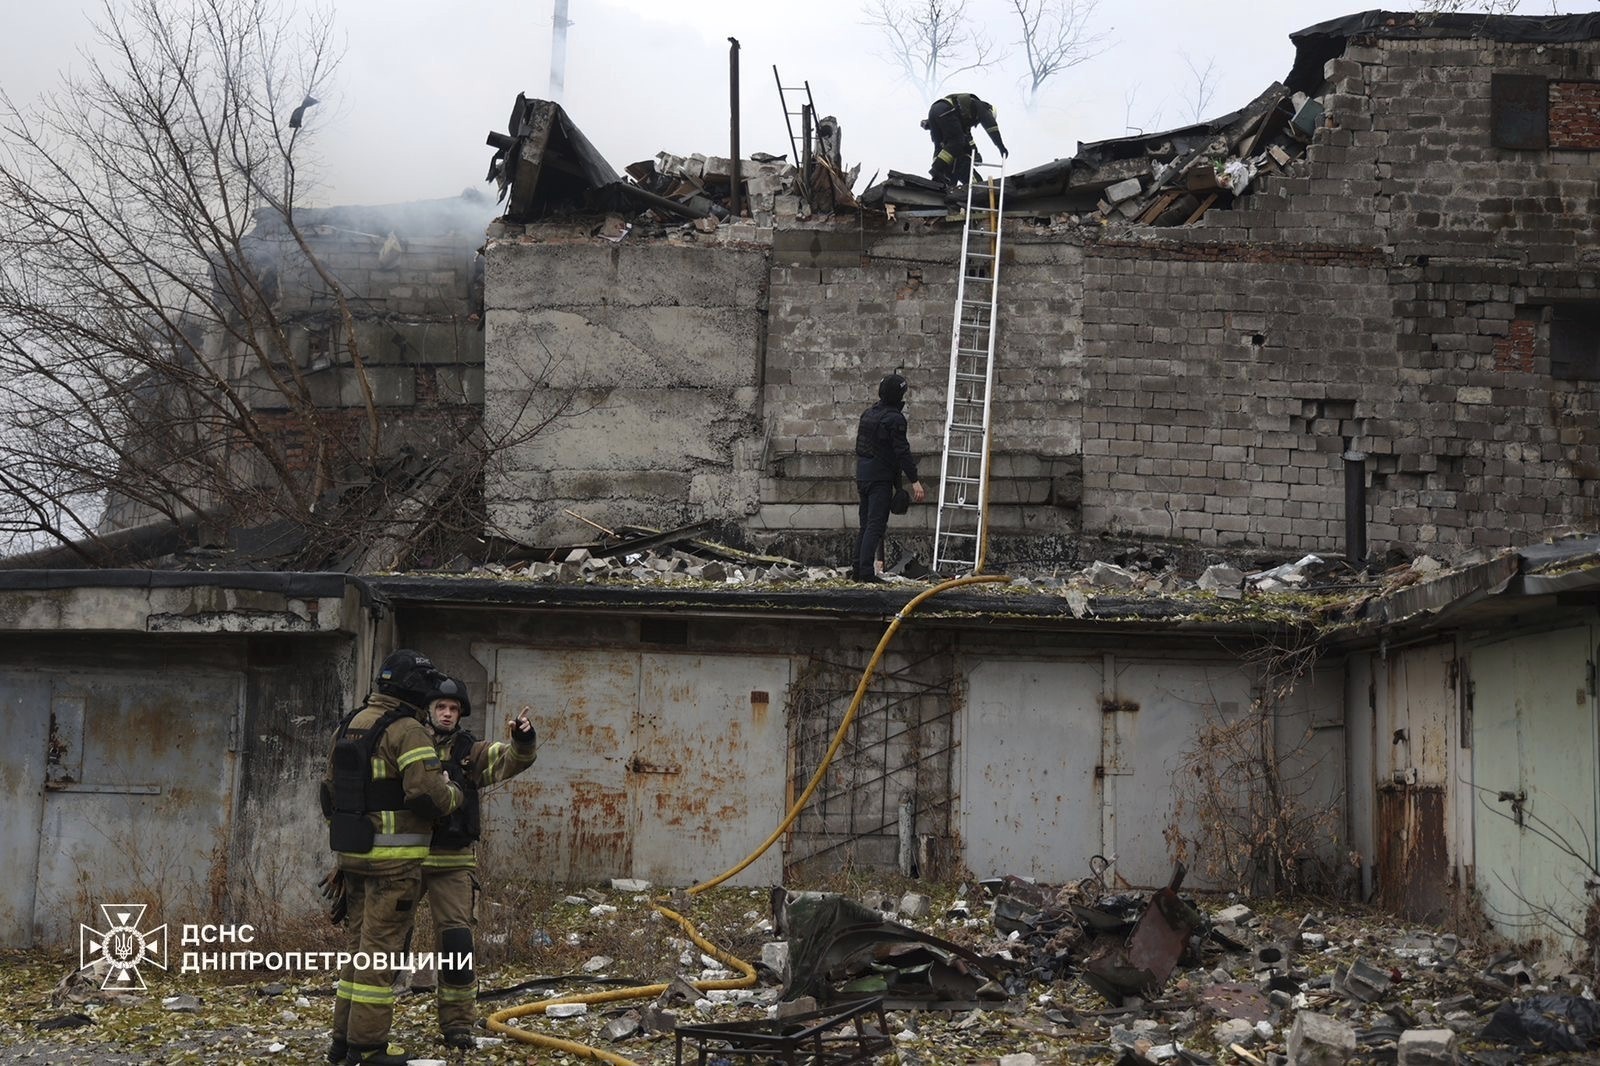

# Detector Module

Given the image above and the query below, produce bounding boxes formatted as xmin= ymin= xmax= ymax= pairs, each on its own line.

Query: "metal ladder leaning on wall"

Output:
xmin=772 ymin=66 xmax=817 ymax=200
xmin=933 ymin=156 xmax=1006 ymax=574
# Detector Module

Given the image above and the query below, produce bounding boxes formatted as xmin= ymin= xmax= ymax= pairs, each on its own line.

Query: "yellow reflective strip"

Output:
xmin=345 ymin=988 xmax=396 ymax=1005
xmin=396 ymin=745 xmax=435 ymax=770
xmin=486 ymin=743 xmax=505 ymax=783
xmin=338 ymin=845 xmax=431 ymax=860
xmin=423 ymin=853 xmax=478 ymax=869
xmin=439 ymin=985 xmax=476 ymax=1001
xmin=370 ymin=757 xmax=389 ymax=779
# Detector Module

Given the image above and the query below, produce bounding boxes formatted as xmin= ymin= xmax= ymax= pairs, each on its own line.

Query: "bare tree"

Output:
xmin=862 ymin=0 xmax=1000 ymax=95
xmin=1417 ymin=0 xmax=1526 ymax=13
xmin=1180 ymin=52 xmax=1219 ymax=125
xmin=0 ymin=0 xmax=552 ymax=569
xmin=1008 ymin=0 xmax=1110 ymax=108
xmin=1122 ymin=84 xmax=1163 ymax=136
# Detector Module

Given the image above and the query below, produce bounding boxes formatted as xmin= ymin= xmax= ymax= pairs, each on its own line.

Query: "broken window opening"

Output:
xmin=1550 ymin=303 xmax=1600 ymax=381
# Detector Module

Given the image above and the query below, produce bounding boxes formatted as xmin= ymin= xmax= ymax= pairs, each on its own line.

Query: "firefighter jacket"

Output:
xmin=855 ymin=401 xmax=919 ymax=485
xmin=423 ymin=726 xmax=538 ymax=870
xmin=942 ymin=93 xmax=1003 ymax=148
xmin=326 ymin=693 xmax=462 ymax=872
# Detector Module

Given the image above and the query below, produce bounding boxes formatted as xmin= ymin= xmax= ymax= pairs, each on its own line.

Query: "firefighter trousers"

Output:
xmin=420 ymin=865 xmax=479 ymax=1033
xmin=331 ymin=865 xmax=422 ymax=1049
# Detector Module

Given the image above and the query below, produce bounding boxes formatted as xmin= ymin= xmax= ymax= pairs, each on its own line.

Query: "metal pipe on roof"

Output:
xmin=1344 ymin=450 xmax=1368 ymax=572
xmin=549 ymin=0 xmax=571 ymax=102
xmin=729 ymin=38 xmax=743 ymax=218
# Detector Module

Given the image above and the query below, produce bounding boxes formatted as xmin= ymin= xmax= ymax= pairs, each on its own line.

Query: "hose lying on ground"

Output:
xmin=487 ymin=573 xmax=1010 ymax=1063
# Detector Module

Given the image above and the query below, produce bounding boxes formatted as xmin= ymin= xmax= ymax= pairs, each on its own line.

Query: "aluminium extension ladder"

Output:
xmin=932 ymin=157 xmax=1005 ymax=574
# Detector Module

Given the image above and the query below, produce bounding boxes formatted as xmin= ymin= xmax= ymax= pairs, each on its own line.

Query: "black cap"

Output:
xmin=878 ymin=373 xmax=908 ymax=405
xmin=427 ymin=676 xmax=472 ymax=718
xmin=375 ymin=649 xmax=441 ymax=710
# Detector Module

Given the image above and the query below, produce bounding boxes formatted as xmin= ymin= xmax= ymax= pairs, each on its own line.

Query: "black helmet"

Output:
xmin=878 ymin=373 xmax=908 ymax=406
xmin=375 ymin=649 xmax=441 ymax=711
xmin=427 ymin=676 xmax=472 ymax=718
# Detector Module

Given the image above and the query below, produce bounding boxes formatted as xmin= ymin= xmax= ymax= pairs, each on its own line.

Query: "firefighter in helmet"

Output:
xmin=922 ymin=91 xmax=1008 ymax=187
xmin=417 ymin=676 xmax=538 ymax=1048
xmin=323 ymin=649 xmax=462 ymax=1066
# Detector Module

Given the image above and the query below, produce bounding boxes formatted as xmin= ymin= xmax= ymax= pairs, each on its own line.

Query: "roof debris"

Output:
xmin=486 ymin=96 xmax=859 ymax=232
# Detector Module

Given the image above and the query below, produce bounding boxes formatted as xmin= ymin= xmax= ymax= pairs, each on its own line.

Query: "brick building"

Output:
xmin=486 ymin=10 xmax=1600 ymax=564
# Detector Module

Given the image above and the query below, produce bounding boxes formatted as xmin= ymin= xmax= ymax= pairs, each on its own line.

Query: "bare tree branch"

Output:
xmin=0 ymin=0 xmax=548 ymax=571
xmin=861 ymin=0 xmax=1001 ymax=95
xmin=1180 ymin=51 xmax=1218 ymax=125
xmin=1009 ymin=0 xmax=1110 ymax=107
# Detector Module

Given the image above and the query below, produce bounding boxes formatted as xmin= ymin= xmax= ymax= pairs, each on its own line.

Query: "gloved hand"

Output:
xmin=508 ymin=705 xmax=536 ymax=746
xmin=973 ymin=148 xmax=984 ymax=164
xmin=999 ymin=144 xmax=1010 ymax=159
xmin=318 ymin=867 xmax=347 ymax=925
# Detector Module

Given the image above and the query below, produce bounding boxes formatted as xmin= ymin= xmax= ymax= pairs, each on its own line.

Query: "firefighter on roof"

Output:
xmin=922 ymin=92 xmax=1009 ymax=187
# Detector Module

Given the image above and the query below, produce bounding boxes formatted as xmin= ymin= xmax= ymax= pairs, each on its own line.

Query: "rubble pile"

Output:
xmin=13 ymin=877 xmax=1600 ymax=1064
xmin=465 ymin=520 xmax=1460 ymax=607
xmin=1072 ymin=82 xmax=1321 ymax=230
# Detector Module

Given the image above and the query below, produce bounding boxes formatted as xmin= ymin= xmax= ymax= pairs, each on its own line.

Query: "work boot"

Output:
xmin=345 ymin=1043 xmax=411 ymax=1065
xmin=442 ymin=1028 xmax=475 ymax=1049
xmin=851 ymin=570 xmax=885 ymax=584
xmin=325 ymin=1036 xmax=347 ymax=1065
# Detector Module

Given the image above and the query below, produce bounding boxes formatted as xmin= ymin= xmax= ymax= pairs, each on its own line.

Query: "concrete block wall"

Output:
xmin=757 ymin=227 xmax=1083 ymax=548
xmin=486 ymin=239 xmax=771 ymax=543
xmin=1082 ymin=31 xmax=1600 ymax=554
xmin=1081 ymin=243 xmax=1393 ymax=549
xmin=483 ymin=30 xmax=1598 ymax=559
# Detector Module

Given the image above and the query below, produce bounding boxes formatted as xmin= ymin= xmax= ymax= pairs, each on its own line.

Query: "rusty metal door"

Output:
xmin=1470 ymin=626 xmax=1597 ymax=945
xmin=490 ymin=648 xmax=639 ymax=882
xmin=629 ymin=653 xmax=789 ymax=886
xmin=961 ymin=659 xmax=1103 ymax=881
xmin=1110 ymin=660 xmax=1253 ymax=889
xmin=489 ymin=647 xmax=789 ymax=886
xmin=1376 ymin=642 xmax=1456 ymax=922
xmin=29 ymin=670 xmax=243 ymax=946
xmin=0 ymin=677 xmax=51 ymax=946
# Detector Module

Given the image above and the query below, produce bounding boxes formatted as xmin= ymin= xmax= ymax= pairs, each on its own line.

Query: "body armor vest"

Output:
xmin=431 ymin=729 xmax=482 ymax=850
xmin=324 ymin=708 xmax=408 ymax=852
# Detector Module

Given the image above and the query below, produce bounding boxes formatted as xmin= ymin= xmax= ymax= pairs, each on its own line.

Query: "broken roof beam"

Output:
xmin=486 ymin=95 xmax=621 ymax=222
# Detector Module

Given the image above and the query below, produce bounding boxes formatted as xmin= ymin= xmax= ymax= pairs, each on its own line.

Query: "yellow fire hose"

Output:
xmin=486 ymin=573 xmax=1008 ymax=1062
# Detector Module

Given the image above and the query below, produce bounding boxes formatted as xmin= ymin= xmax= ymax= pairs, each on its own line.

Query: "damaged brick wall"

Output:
xmin=1080 ymin=242 xmax=1392 ymax=548
xmin=1086 ymin=31 xmax=1600 ymax=553
xmin=484 ymin=32 xmax=1597 ymax=559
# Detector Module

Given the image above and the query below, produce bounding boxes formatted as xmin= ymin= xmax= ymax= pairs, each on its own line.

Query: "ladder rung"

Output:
xmin=938 ymin=530 xmax=979 ymax=538
xmin=955 ymin=371 xmax=987 ymax=380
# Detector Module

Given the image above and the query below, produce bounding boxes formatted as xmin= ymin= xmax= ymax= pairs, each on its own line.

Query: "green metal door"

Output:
xmin=1470 ymin=626 xmax=1597 ymax=946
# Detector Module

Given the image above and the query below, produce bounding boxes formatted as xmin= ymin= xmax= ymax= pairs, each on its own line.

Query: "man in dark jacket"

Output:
xmin=922 ymin=92 xmax=1008 ymax=187
xmin=853 ymin=373 xmax=925 ymax=582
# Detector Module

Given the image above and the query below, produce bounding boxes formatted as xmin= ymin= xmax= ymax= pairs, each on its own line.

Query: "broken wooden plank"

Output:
xmin=1137 ymin=190 xmax=1185 ymax=224
xmin=1183 ymin=193 xmax=1219 ymax=225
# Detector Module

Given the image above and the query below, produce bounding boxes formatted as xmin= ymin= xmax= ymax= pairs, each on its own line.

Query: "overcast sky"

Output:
xmin=0 ymin=0 xmax=1589 ymax=208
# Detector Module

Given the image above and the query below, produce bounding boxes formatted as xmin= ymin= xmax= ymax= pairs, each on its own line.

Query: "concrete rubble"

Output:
xmin=14 ymin=875 xmax=1600 ymax=1064
xmin=512 ymin=868 xmax=1581 ymax=1064
xmin=451 ymin=520 xmax=1581 ymax=630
